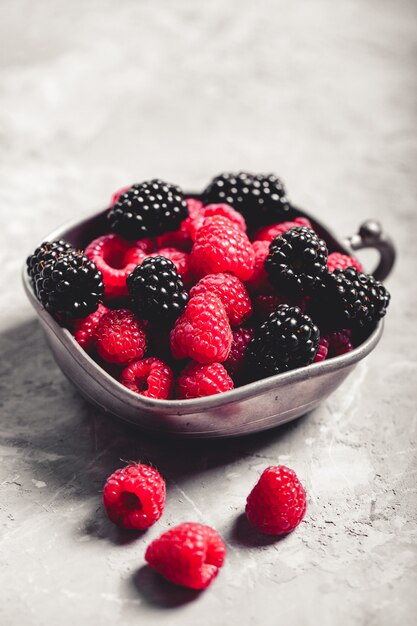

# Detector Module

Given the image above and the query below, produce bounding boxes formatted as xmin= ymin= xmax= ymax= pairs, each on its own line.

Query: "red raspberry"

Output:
xmin=246 ymin=465 xmax=307 ymax=535
xmin=156 ymin=198 xmax=204 ymax=251
xmin=103 ymin=463 xmax=165 ymax=530
xmin=327 ymin=252 xmax=363 ymax=273
xmin=145 ymin=522 xmax=226 ymax=589
xmin=85 ymin=234 xmax=151 ymax=298
xmin=190 ymin=216 xmax=255 ymax=281
xmin=170 ymin=293 xmax=232 ymax=364
xmin=314 ymin=337 xmax=329 ymax=362
xmin=176 ymin=361 xmax=234 ymax=399
xmin=188 ymin=203 xmax=246 ymax=240
xmin=71 ymin=304 xmax=109 ymax=350
xmin=111 ymin=185 xmax=131 ymax=205
xmin=245 ymin=240 xmax=271 ymax=294
xmin=190 ymin=273 xmax=252 ymax=327
xmin=148 ymin=247 xmax=192 ymax=286
xmin=223 ymin=327 xmax=255 ymax=378
xmin=121 ymin=357 xmax=174 ymax=399
xmin=323 ymin=329 xmax=354 ymax=357
xmin=253 ymin=217 xmax=312 ymax=243
xmin=253 ymin=293 xmax=306 ymax=322
xmin=96 ymin=309 xmax=147 ymax=364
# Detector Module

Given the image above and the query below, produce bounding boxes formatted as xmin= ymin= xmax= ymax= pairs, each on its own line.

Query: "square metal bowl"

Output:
xmin=22 ymin=203 xmax=395 ymax=438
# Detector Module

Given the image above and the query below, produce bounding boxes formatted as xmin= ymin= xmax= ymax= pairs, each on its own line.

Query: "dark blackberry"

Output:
xmin=107 ymin=179 xmax=188 ymax=240
xmin=246 ymin=305 xmax=320 ymax=378
xmin=309 ymin=267 xmax=390 ymax=330
xmin=202 ymin=172 xmax=291 ymax=226
xmin=265 ymin=226 xmax=328 ymax=294
xmin=127 ymin=256 xmax=189 ymax=323
xmin=26 ymin=240 xmax=74 ymax=284
xmin=36 ymin=251 xmax=104 ymax=319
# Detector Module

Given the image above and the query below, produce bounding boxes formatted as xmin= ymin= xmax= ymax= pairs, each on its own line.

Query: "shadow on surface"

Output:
xmin=229 ymin=513 xmax=287 ymax=548
xmin=131 ymin=565 xmax=201 ymax=609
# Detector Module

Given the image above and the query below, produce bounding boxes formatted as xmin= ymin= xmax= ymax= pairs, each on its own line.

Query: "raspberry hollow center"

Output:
xmin=103 ymin=247 xmax=127 ymax=269
xmin=120 ymin=491 xmax=142 ymax=510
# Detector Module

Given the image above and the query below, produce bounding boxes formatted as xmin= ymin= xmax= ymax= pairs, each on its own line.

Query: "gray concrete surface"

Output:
xmin=1 ymin=0 xmax=416 ymax=624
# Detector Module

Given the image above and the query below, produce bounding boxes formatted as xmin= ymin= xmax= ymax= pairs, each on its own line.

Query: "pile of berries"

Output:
xmin=103 ymin=461 xmax=307 ymax=590
xmin=27 ymin=173 xmax=391 ymax=400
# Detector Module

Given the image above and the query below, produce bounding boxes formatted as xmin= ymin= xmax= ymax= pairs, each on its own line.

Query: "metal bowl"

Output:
xmin=22 ymin=203 xmax=395 ymax=438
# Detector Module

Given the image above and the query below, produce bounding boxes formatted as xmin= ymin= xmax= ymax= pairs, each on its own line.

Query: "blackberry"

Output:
xmin=265 ymin=227 xmax=328 ymax=294
xmin=246 ymin=305 xmax=320 ymax=378
xmin=202 ymin=172 xmax=291 ymax=226
xmin=309 ymin=267 xmax=390 ymax=330
xmin=26 ymin=240 xmax=74 ymax=284
xmin=107 ymin=179 xmax=188 ymax=240
xmin=36 ymin=251 xmax=104 ymax=319
xmin=127 ymin=256 xmax=189 ymax=323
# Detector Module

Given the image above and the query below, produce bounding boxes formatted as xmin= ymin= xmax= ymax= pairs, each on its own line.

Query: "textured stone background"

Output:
xmin=0 ymin=0 xmax=416 ymax=624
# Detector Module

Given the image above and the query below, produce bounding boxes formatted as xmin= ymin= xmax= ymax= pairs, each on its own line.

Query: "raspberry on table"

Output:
xmin=145 ymin=522 xmax=226 ymax=589
xmin=127 ymin=256 xmax=189 ymax=323
xmin=314 ymin=337 xmax=329 ymax=362
xmin=246 ymin=304 xmax=320 ymax=378
xmin=95 ymin=308 xmax=147 ymax=364
xmin=176 ymin=361 xmax=234 ymax=399
xmin=327 ymin=251 xmax=363 ymax=273
xmin=202 ymin=172 xmax=291 ymax=227
xmin=85 ymin=233 xmax=151 ymax=299
xmin=71 ymin=304 xmax=109 ymax=350
xmin=35 ymin=251 xmax=104 ymax=320
xmin=187 ymin=203 xmax=247 ymax=240
xmin=121 ymin=357 xmax=173 ymax=399
xmin=246 ymin=465 xmax=307 ymax=535
xmin=155 ymin=198 xmax=204 ymax=251
xmin=265 ymin=226 xmax=328 ymax=294
xmin=170 ymin=293 xmax=232 ymax=364
xmin=103 ymin=463 xmax=166 ymax=530
xmin=190 ymin=215 xmax=255 ymax=281
xmin=107 ymin=179 xmax=188 ymax=239
xmin=253 ymin=217 xmax=312 ymax=243
xmin=190 ymin=273 xmax=252 ymax=327
xmin=245 ymin=240 xmax=272 ymax=294
xmin=223 ymin=327 xmax=255 ymax=379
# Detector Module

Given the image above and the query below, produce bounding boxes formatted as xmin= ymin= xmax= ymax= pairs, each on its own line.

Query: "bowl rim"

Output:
xmin=22 ymin=204 xmax=384 ymax=415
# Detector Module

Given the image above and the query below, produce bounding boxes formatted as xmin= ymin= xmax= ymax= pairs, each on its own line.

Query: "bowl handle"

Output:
xmin=344 ymin=220 xmax=396 ymax=281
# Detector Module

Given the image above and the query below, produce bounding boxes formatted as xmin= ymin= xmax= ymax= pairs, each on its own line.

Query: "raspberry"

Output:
xmin=247 ymin=305 xmax=320 ymax=378
xmin=103 ymin=463 xmax=165 ymax=530
xmin=149 ymin=247 xmax=192 ymax=286
xmin=170 ymin=293 xmax=232 ymax=364
xmin=96 ymin=309 xmax=147 ymax=364
xmin=246 ymin=465 xmax=307 ymax=535
xmin=327 ymin=252 xmax=363 ymax=273
xmin=121 ymin=357 xmax=174 ymax=399
xmin=190 ymin=216 xmax=255 ymax=281
xmin=155 ymin=198 xmax=204 ymax=251
xmin=190 ymin=273 xmax=252 ymax=327
xmin=71 ymin=304 xmax=109 ymax=350
xmin=85 ymin=234 xmax=151 ymax=299
xmin=314 ymin=337 xmax=329 ymax=362
xmin=176 ymin=361 xmax=234 ymax=399
xmin=253 ymin=293 xmax=306 ymax=322
xmin=187 ymin=203 xmax=246 ymax=240
xmin=127 ymin=256 xmax=189 ymax=323
xmin=145 ymin=522 xmax=226 ymax=589
xmin=223 ymin=327 xmax=254 ymax=379
xmin=323 ymin=329 xmax=354 ymax=357
xmin=266 ymin=227 xmax=328 ymax=294
xmin=245 ymin=240 xmax=271 ymax=294
xmin=253 ymin=217 xmax=312 ymax=243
